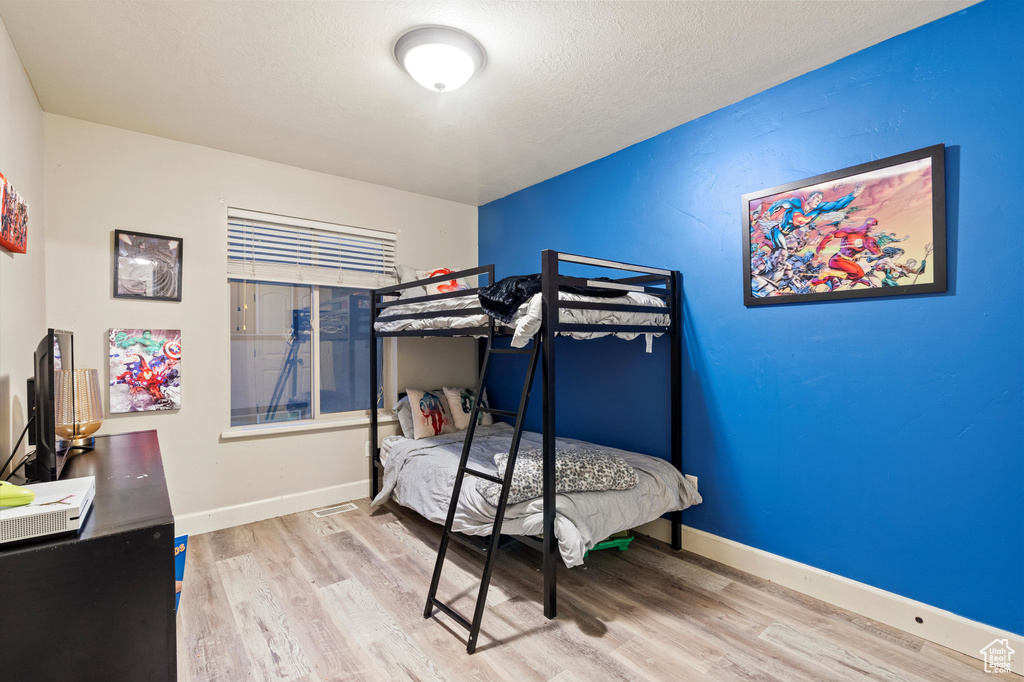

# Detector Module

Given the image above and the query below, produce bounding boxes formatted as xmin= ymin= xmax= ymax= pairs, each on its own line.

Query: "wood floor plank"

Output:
xmin=574 ymin=560 xmax=804 ymax=681
xmin=325 ymin=529 xmax=430 ymax=628
xmin=703 ymin=655 xmax=791 ymax=682
xmin=217 ymin=553 xmax=314 ymax=682
xmin=343 ymin=503 xmax=411 ymax=563
xmin=177 ymin=533 xmax=258 ymax=682
xmin=352 ymin=502 xmax=515 ymax=609
xmin=407 ymin=614 xmax=521 ymax=682
xmin=612 ymin=540 xmax=733 ymax=593
xmin=717 ymin=576 xmax=985 ymax=682
xmin=476 ymin=596 xmax=597 ymax=680
xmin=919 ymin=642 xmax=993 ymax=680
xmin=581 ymin=553 xmax=840 ymax=682
xmin=611 ymin=632 xmax=719 ymax=680
xmin=322 ymin=578 xmax=448 ymax=682
xmin=207 ymin=523 xmax=256 ymax=562
xmin=490 ymin=593 xmax=642 ymax=681
xmin=249 ymin=516 xmax=297 ymax=565
xmin=248 ymin=520 xmax=380 ymax=681
xmin=381 ymin=551 xmax=523 ymax=682
xmin=377 ymin=501 xmax=517 ymax=604
xmin=759 ymin=621 xmax=917 ymax=682
xmin=667 ymin=542 xmax=924 ymax=652
xmin=175 ymin=499 xmax=994 ymax=682
xmin=277 ymin=510 xmax=356 ymax=586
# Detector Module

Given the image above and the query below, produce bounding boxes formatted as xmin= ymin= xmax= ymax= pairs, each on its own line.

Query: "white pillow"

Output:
xmin=406 ymin=389 xmax=457 ymax=439
xmin=392 ymin=396 xmax=415 ymax=438
xmin=416 ymin=268 xmax=470 ymax=296
xmin=396 ymin=264 xmax=427 ymax=300
xmin=443 ymin=387 xmax=494 ymax=430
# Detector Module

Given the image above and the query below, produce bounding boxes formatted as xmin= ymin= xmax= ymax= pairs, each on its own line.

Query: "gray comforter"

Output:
xmin=371 ymin=423 xmax=702 ymax=567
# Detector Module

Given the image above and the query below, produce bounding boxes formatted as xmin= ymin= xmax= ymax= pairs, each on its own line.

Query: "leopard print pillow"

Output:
xmin=476 ymin=447 xmax=638 ymax=506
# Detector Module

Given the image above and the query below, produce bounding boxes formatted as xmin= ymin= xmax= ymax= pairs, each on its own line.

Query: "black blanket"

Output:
xmin=478 ymin=273 xmax=625 ymax=324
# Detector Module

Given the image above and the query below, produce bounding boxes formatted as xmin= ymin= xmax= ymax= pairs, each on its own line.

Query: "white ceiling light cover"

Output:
xmin=394 ymin=26 xmax=485 ymax=93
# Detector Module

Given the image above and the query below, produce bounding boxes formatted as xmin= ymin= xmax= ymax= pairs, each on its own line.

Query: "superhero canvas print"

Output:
xmin=108 ymin=328 xmax=182 ymax=413
xmin=743 ymin=145 xmax=946 ymax=306
xmin=0 ymin=172 xmax=29 ymax=254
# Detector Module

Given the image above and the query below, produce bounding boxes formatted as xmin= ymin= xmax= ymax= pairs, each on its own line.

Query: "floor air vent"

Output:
xmin=312 ymin=503 xmax=358 ymax=518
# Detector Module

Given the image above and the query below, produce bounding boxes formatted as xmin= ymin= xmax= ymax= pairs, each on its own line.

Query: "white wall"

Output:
xmin=0 ymin=15 xmax=44 ymax=478
xmin=44 ymin=114 xmax=478 ymax=523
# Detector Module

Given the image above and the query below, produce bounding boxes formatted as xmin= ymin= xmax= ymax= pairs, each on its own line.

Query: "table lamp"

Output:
xmin=55 ymin=368 xmax=104 ymax=449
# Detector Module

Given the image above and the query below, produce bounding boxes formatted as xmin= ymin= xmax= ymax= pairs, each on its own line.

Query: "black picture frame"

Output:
xmin=742 ymin=144 xmax=946 ymax=306
xmin=113 ymin=229 xmax=183 ymax=301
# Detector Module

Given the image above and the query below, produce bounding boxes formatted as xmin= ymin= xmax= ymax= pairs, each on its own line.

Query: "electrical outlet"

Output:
xmin=685 ymin=474 xmax=698 ymax=492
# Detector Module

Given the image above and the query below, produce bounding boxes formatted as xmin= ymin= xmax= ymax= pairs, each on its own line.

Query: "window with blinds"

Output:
xmin=226 ymin=208 xmax=390 ymax=430
xmin=227 ymin=208 xmax=397 ymax=288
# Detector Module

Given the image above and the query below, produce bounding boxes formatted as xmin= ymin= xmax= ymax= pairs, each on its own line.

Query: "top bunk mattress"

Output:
xmin=374 ymin=290 xmax=669 ymax=347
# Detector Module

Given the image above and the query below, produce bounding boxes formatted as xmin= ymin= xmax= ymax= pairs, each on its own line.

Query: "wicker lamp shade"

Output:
xmin=55 ymin=368 xmax=104 ymax=448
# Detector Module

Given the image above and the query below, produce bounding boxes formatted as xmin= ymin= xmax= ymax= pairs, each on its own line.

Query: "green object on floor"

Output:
xmin=585 ymin=533 xmax=634 ymax=558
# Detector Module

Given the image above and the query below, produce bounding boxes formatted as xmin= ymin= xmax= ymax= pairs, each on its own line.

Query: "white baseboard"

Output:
xmin=174 ymin=479 xmax=369 ymax=537
xmin=634 ymin=518 xmax=1022 ymax=676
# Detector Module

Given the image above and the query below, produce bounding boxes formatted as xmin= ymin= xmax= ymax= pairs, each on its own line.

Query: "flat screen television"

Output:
xmin=26 ymin=328 xmax=74 ymax=482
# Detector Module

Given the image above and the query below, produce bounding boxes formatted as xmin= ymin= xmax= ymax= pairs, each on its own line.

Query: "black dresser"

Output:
xmin=0 ymin=430 xmax=176 ymax=681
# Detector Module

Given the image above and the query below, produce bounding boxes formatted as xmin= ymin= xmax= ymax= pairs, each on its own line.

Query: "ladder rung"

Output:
xmin=431 ymin=598 xmax=473 ymax=631
xmin=463 ymin=467 xmax=504 ymax=484
xmin=477 ymin=407 xmax=518 ymax=418
xmin=447 ymin=531 xmax=488 ymax=556
xmin=490 ymin=347 xmax=532 ymax=355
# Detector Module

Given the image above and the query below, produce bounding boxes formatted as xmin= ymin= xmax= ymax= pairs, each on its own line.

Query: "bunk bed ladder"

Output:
xmin=423 ymin=331 xmax=541 ymax=654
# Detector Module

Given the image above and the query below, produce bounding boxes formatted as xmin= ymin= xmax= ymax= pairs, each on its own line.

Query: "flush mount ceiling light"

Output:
xmin=394 ymin=26 xmax=485 ymax=93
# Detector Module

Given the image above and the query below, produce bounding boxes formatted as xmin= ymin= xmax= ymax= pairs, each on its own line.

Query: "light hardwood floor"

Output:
xmin=176 ymin=499 xmax=991 ymax=681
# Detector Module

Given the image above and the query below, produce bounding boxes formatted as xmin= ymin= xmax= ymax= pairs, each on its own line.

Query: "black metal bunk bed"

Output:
xmin=369 ymin=249 xmax=682 ymax=653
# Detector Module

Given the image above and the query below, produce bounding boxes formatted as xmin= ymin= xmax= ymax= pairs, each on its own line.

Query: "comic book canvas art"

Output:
xmin=109 ymin=329 xmax=182 ymax=413
xmin=743 ymin=145 xmax=946 ymax=306
xmin=0 ymin=172 xmax=29 ymax=254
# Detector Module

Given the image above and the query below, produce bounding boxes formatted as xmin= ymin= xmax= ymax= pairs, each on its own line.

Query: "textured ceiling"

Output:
xmin=0 ymin=1 xmax=974 ymax=206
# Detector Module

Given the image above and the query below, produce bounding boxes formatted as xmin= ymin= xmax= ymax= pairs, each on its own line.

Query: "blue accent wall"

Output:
xmin=478 ymin=1 xmax=1023 ymax=635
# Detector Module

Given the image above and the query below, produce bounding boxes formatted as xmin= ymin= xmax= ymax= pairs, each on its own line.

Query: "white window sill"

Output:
xmin=220 ymin=413 xmax=398 ymax=441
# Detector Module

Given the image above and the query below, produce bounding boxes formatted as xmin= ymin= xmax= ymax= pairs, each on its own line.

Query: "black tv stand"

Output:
xmin=0 ymin=430 xmax=175 ymax=680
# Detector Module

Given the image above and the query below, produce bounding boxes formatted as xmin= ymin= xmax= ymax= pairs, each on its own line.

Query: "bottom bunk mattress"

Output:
xmin=372 ymin=422 xmax=701 ymax=567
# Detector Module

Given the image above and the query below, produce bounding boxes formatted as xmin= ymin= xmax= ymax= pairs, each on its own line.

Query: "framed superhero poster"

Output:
xmin=742 ymin=144 xmax=946 ymax=306
xmin=108 ymin=328 xmax=181 ymax=413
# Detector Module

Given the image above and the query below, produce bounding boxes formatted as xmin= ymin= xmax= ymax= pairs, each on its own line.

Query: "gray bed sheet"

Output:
xmin=371 ymin=423 xmax=702 ymax=567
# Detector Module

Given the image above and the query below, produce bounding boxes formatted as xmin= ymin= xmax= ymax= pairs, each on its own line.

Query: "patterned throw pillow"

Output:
xmin=442 ymin=387 xmax=494 ymax=430
xmin=416 ymin=268 xmax=470 ymax=296
xmin=406 ymin=388 xmax=457 ymax=439
xmin=394 ymin=390 xmax=449 ymax=438
xmin=476 ymin=448 xmax=639 ymax=506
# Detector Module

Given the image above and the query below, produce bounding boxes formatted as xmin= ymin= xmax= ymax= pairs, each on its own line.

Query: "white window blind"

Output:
xmin=227 ymin=208 xmax=397 ymax=288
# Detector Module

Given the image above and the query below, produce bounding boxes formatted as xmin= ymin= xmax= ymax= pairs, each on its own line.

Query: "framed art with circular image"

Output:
xmin=113 ymin=229 xmax=183 ymax=301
